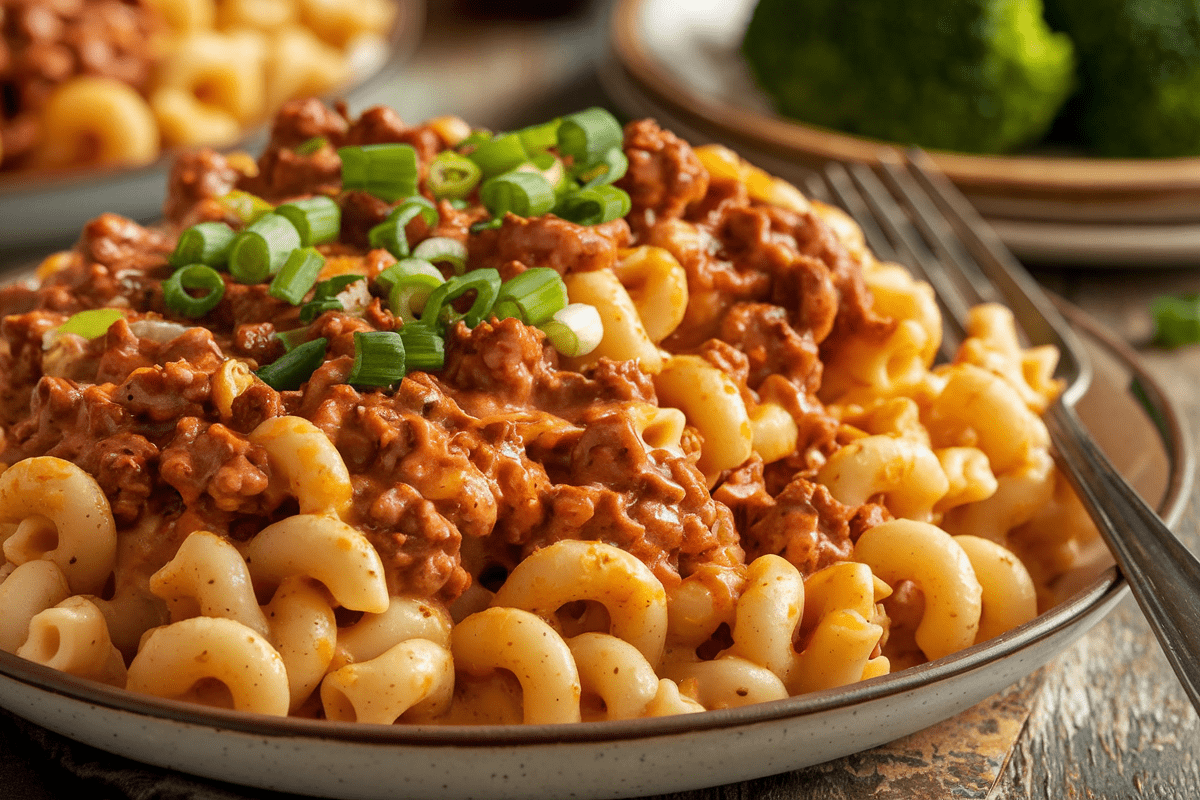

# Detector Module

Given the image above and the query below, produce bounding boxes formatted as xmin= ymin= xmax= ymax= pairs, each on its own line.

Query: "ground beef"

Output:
xmin=618 ymin=118 xmax=709 ymax=233
xmin=0 ymin=101 xmax=891 ymax=608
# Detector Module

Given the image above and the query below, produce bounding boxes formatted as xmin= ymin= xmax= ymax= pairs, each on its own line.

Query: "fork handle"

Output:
xmin=1045 ymin=400 xmax=1200 ymax=710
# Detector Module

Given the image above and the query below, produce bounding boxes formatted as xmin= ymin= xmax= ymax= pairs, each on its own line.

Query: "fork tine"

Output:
xmin=820 ymin=162 xmax=897 ymax=264
xmin=903 ymin=150 xmax=1091 ymax=390
xmin=834 ymin=162 xmax=971 ymax=348
xmin=875 ymin=156 xmax=1001 ymax=310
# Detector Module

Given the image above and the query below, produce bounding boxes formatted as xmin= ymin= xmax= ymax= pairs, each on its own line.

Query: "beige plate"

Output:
xmin=0 ymin=0 xmax=426 ymax=254
xmin=0 ymin=298 xmax=1190 ymax=800
xmin=609 ymin=0 xmax=1200 ymax=265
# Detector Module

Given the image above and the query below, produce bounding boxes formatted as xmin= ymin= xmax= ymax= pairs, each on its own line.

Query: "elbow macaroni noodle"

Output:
xmin=0 ymin=129 xmax=1094 ymax=727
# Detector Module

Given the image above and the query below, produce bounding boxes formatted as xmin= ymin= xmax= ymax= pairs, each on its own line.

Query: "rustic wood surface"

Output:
xmin=1 ymin=2 xmax=1198 ymax=797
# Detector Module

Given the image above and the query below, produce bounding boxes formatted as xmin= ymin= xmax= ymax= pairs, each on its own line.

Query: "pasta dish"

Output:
xmin=0 ymin=99 xmax=1098 ymax=725
xmin=0 ymin=0 xmax=398 ymax=173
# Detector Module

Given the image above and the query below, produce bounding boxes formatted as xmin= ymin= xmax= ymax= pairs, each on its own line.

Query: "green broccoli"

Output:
xmin=741 ymin=0 xmax=1076 ymax=154
xmin=1045 ymin=0 xmax=1200 ymax=157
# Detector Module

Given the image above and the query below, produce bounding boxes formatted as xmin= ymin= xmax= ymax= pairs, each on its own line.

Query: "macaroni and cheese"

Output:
xmin=0 ymin=0 xmax=398 ymax=173
xmin=0 ymin=99 xmax=1098 ymax=724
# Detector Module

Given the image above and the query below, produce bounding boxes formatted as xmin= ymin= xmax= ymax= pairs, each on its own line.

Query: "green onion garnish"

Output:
xmin=255 ymin=336 xmax=328 ymax=391
xmin=428 ymin=151 xmax=482 ymax=200
xmin=228 ymin=213 xmax=302 ymax=283
xmin=275 ymin=327 xmax=310 ymax=352
xmin=554 ymin=185 xmax=632 ymax=226
xmin=557 ymin=108 xmax=623 ymax=165
xmin=575 ymin=148 xmax=628 ymax=189
xmin=163 ymin=264 xmax=226 ymax=318
xmin=338 ymin=143 xmax=419 ymax=202
xmin=299 ymin=298 xmax=343 ymax=324
xmin=480 ymin=171 xmax=556 ymax=219
xmin=57 ymin=308 xmax=125 ymax=339
xmin=515 ymin=119 xmax=562 ymax=154
xmin=468 ymin=132 xmax=529 ymax=178
xmin=294 ymin=136 xmax=328 ymax=156
xmin=494 ymin=267 xmax=567 ymax=326
xmin=469 ymin=218 xmax=504 ymax=234
xmin=521 ymin=153 xmax=566 ymax=191
xmin=455 ymin=130 xmax=493 ymax=153
xmin=389 ymin=271 xmax=444 ymax=324
xmin=348 ymin=330 xmax=406 ymax=387
xmin=368 ymin=196 xmax=440 ymax=258
xmin=1152 ymin=294 xmax=1200 ymax=348
xmin=217 ymin=190 xmax=274 ymax=226
xmin=313 ymin=273 xmax=366 ymax=300
xmin=268 ymin=247 xmax=326 ymax=305
xmin=411 ymin=236 xmax=468 ymax=274
xmin=170 ymin=222 xmax=236 ymax=268
xmin=539 ymin=303 xmax=603 ymax=357
xmin=274 ymin=196 xmax=341 ymax=247
xmin=376 ymin=258 xmax=443 ymax=295
xmin=422 ymin=268 xmax=502 ymax=330
xmin=398 ymin=323 xmax=445 ymax=372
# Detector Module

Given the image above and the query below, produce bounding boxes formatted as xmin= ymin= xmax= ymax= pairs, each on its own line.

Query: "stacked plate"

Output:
xmin=606 ymin=0 xmax=1200 ymax=267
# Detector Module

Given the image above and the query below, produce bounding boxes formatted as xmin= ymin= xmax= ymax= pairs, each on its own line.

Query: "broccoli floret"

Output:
xmin=1046 ymin=0 xmax=1200 ymax=157
xmin=741 ymin=0 xmax=1076 ymax=154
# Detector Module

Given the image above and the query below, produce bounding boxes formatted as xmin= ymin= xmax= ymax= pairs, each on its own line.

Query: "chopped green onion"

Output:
xmin=170 ymin=222 xmax=236 ymax=268
xmin=411 ymin=237 xmax=468 ymax=274
xmin=338 ymin=143 xmax=419 ymax=202
xmin=519 ymin=153 xmax=566 ymax=190
xmin=275 ymin=327 xmax=311 ymax=352
xmin=217 ymin=190 xmax=274 ymax=226
xmin=422 ymin=268 xmax=502 ymax=330
xmin=296 ymin=274 xmax=366 ymax=323
xmin=368 ymin=196 xmax=440 ymax=258
xmin=429 ymin=151 xmax=483 ymax=200
xmin=554 ymin=185 xmax=632 ymax=226
xmin=397 ymin=323 xmax=445 ymax=372
xmin=228 ymin=213 xmax=302 ymax=283
xmin=480 ymin=171 xmax=556 ymax=219
xmin=468 ymin=132 xmax=529 ymax=178
xmin=294 ymin=136 xmax=328 ymax=156
xmin=394 ymin=195 xmax=440 ymax=228
xmin=515 ymin=119 xmax=562 ymax=154
xmin=313 ymin=273 xmax=366 ymax=300
xmin=575 ymin=148 xmax=628 ymax=189
xmin=376 ymin=258 xmax=444 ymax=295
xmin=1151 ymin=294 xmax=1200 ymax=348
xmin=57 ymin=308 xmax=125 ymax=339
xmin=455 ymin=130 xmax=493 ymax=153
xmin=163 ymin=264 xmax=226 ymax=318
xmin=256 ymin=336 xmax=328 ymax=390
xmin=495 ymin=267 xmax=567 ymax=326
xmin=269 ymin=247 xmax=326 ymax=305
xmin=539 ymin=303 xmax=603 ymax=357
xmin=348 ymin=330 xmax=406 ymax=387
xmin=274 ymin=196 xmax=341 ymax=247
xmin=299 ymin=298 xmax=343 ymax=324
xmin=557 ymin=108 xmax=624 ymax=165
xmin=470 ymin=218 xmax=504 ymax=234
xmin=388 ymin=270 xmax=444 ymax=323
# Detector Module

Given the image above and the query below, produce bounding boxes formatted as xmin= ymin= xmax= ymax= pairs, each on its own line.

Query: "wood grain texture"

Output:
xmin=988 ymin=271 xmax=1200 ymax=800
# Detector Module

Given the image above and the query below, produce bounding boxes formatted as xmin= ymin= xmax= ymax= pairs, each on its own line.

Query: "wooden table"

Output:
xmin=2 ymin=2 xmax=1198 ymax=797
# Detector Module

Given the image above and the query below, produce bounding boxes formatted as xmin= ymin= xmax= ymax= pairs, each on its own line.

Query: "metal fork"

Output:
xmin=815 ymin=151 xmax=1200 ymax=712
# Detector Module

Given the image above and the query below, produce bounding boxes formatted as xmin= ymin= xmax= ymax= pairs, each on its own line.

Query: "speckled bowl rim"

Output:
xmin=0 ymin=300 xmax=1190 ymax=749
